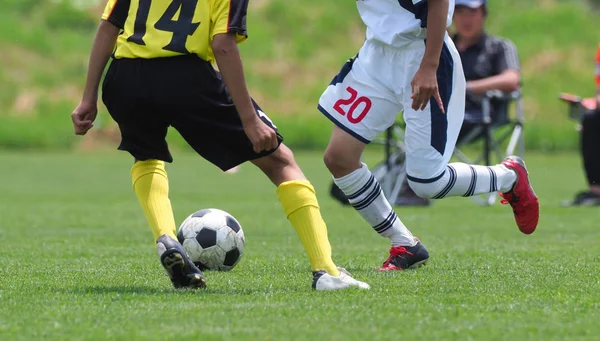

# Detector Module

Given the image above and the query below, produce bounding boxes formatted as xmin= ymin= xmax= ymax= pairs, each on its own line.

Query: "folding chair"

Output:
xmin=329 ymin=89 xmax=525 ymax=207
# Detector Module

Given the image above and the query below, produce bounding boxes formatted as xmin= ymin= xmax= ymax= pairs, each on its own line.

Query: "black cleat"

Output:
xmin=377 ymin=239 xmax=429 ymax=271
xmin=156 ymin=235 xmax=207 ymax=289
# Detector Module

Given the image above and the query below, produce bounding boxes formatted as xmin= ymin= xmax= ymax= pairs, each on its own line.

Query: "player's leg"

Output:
xmin=175 ymin=120 xmax=371 ymax=290
xmin=169 ymin=68 xmax=368 ymax=290
xmin=243 ymin=113 xmax=370 ymax=289
xmin=324 ymin=128 xmax=417 ymax=246
xmin=401 ymin=37 xmax=539 ymax=234
xmin=318 ymin=46 xmax=429 ymax=271
xmin=579 ymin=111 xmax=600 ymax=203
xmin=562 ymin=110 xmax=600 ymax=206
xmin=250 ymin=143 xmax=368 ymax=290
xmin=129 ymin=159 xmax=207 ymax=288
xmin=102 ymin=57 xmax=205 ymax=289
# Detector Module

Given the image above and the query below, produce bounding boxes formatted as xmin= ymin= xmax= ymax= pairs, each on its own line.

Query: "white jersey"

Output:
xmin=319 ymin=1 xmax=465 ymax=180
xmin=357 ymin=0 xmax=455 ymax=47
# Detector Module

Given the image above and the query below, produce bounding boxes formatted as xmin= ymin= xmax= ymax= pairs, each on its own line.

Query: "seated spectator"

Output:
xmin=452 ymin=0 xmax=521 ymax=141
xmin=562 ymin=44 xmax=600 ymax=206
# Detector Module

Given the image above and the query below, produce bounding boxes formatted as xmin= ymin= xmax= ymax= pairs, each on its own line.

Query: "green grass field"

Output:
xmin=0 ymin=150 xmax=599 ymax=340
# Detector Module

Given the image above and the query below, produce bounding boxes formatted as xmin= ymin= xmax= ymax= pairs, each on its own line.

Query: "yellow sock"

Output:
xmin=277 ymin=180 xmax=339 ymax=276
xmin=131 ymin=160 xmax=177 ymax=242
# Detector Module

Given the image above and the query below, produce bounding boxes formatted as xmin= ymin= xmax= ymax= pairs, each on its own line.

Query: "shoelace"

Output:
xmin=389 ymin=246 xmax=410 ymax=257
xmin=500 ymin=192 xmax=525 ymax=217
xmin=382 ymin=246 xmax=414 ymax=267
xmin=500 ymin=192 xmax=520 ymax=205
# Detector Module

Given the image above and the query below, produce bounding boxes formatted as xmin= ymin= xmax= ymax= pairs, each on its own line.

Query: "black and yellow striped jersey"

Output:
xmin=102 ymin=0 xmax=248 ymax=62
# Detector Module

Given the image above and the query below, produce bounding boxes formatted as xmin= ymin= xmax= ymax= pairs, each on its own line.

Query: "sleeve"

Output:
xmin=101 ymin=0 xmax=130 ymax=29
xmin=494 ymin=38 xmax=521 ymax=73
xmin=595 ymin=44 xmax=600 ymax=87
xmin=210 ymin=0 xmax=249 ymax=43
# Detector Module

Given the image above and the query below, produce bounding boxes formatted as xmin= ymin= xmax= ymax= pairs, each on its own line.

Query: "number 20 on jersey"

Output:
xmin=333 ymin=87 xmax=372 ymax=124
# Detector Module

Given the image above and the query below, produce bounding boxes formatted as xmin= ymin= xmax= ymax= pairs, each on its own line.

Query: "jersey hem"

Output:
xmin=227 ymin=26 xmax=248 ymax=37
xmin=102 ymin=17 xmax=124 ymax=29
xmin=407 ymin=170 xmax=447 ymax=184
xmin=317 ymin=104 xmax=370 ymax=144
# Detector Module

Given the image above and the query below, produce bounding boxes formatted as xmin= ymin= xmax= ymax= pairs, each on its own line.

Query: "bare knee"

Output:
xmin=323 ymin=147 xmax=361 ymax=178
xmin=323 ymin=148 xmax=341 ymax=173
xmin=255 ymin=145 xmax=295 ymax=171
xmin=271 ymin=144 xmax=296 ymax=166
xmin=252 ymin=145 xmax=305 ymax=185
xmin=323 ymin=126 xmax=367 ymax=178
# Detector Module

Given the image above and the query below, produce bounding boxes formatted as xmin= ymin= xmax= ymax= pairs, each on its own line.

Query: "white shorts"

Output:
xmin=318 ymin=35 xmax=466 ymax=182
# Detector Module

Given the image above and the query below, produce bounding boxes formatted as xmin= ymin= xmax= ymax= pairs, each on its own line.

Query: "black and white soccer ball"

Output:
xmin=177 ymin=208 xmax=245 ymax=271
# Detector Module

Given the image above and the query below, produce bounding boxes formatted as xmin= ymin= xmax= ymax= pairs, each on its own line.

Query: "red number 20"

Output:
xmin=333 ymin=87 xmax=372 ymax=124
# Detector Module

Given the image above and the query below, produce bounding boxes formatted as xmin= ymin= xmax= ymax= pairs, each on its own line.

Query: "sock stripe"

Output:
xmin=487 ymin=167 xmax=494 ymax=192
xmin=445 ymin=166 xmax=458 ymax=198
xmin=336 ymin=167 xmax=414 ymax=247
xmin=354 ymin=188 xmax=381 ymax=210
xmin=470 ymin=165 xmax=477 ymax=196
xmin=372 ymin=211 xmax=394 ymax=230
xmin=347 ymin=175 xmax=375 ymax=200
xmin=433 ymin=165 xmax=457 ymax=199
xmin=352 ymin=183 xmax=382 ymax=210
xmin=373 ymin=211 xmax=397 ymax=233
xmin=462 ymin=165 xmax=477 ymax=197
xmin=376 ymin=214 xmax=397 ymax=234
xmin=489 ymin=167 xmax=498 ymax=192
xmin=494 ymin=169 xmax=498 ymax=191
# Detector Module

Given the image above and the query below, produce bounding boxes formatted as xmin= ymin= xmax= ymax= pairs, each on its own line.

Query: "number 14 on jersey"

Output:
xmin=128 ymin=0 xmax=200 ymax=54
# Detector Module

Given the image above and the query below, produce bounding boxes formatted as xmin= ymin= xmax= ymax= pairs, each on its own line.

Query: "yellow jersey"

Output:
xmin=102 ymin=0 xmax=248 ymax=62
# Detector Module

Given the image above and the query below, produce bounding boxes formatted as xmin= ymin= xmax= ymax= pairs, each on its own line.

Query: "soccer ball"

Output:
xmin=176 ymin=208 xmax=245 ymax=271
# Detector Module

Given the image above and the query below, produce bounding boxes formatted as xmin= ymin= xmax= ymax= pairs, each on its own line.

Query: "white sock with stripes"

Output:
xmin=408 ymin=162 xmax=517 ymax=199
xmin=333 ymin=163 xmax=416 ymax=247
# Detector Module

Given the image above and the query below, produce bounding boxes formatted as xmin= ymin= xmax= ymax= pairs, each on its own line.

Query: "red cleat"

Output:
xmin=500 ymin=156 xmax=540 ymax=234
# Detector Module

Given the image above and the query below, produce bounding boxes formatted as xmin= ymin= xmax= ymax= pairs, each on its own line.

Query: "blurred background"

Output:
xmin=0 ymin=0 xmax=599 ymax=152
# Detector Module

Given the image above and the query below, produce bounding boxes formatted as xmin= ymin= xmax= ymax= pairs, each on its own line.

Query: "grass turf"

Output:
xmin=0 ymin=150 xmax=598 ymax=340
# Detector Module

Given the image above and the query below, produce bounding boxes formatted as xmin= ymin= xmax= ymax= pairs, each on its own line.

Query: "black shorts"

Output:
xmin=101 ymin=55 xmax=283 ymax=171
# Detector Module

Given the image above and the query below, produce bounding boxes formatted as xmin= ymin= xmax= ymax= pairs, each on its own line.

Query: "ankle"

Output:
xmin=501 ymin=169 xmax=518 ymax=193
